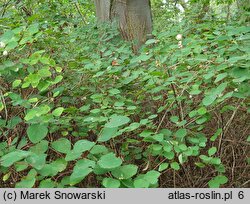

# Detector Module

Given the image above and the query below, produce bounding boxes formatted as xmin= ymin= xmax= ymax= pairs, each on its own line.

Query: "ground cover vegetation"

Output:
xmin=0 ymin=0 xmax=249 ymax=188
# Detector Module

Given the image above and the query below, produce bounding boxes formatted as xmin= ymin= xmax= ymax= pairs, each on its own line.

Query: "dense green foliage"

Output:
xmin=0 ymin=0 xmax=249 ymax=188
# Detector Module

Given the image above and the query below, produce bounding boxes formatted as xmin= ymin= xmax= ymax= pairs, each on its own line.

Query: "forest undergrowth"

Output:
xmin=0 ymin=1 xmax=249 ymax=188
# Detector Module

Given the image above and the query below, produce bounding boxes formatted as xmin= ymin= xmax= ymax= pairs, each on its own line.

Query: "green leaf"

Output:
xmin=163 ymin=143 xmax=172 ymax=152
xmin=132 ymin=171 xmax=160 ymax=187
xmin=137 ymin=54 xmax=151 ymax=62
xmin=65 ymin=150 xmax=82 ymax=161
xmin=38 ymin=159 xmax=67 ymax=177
xmin=98 ymin=127 xmax=118 ymax=142
xmin=151 ymin=144 xmax=162 ymax=153
xmin=124 ymin=122 xmax=140 ymax=131
xmin=200 ymin=155 xmax=212 ymax=163
xmin=111 ymin=165 xmax=138 ymax=179
xmin=202 ymin=94 xmax=217 ymax=106
xmin=15 ymin=162 xmax=29 ymax=172
xmin=52 ymin=107 xmax=64 ymax=117
xmin=93 ymin=164 xmax=110 ymax=175
xmin=6 ymin=116 xmax=22 ymax=129
xmin=12 ymin=80 xmax=21 ymax=88
xmin=24 ymin=105 xmax=51 ymax=121
xmin=38 ymin=67 xmax=51 ymax=77
xmin=197 ymin=107 xmax=207 ymax=115
xmin=170 ymin=162 xmax=180 ymax=171
xmin=1 ymin=30 xmax=14 ymax=42
xmin=208 ymin=147 xmax=217 ymax=156
xmin=70 ymin=159 xmax=95 ymax=185
xmin=214 ymin=83 xmax=228 ymax=96
xmin=73 ymin=140 xmax=95 ymax=153
xmin=108 ymin=88 xmax=120 ymax=95
xmin=105 ymin=115 xmax=130 ymax=128
xmin=195 ymin=162 xmax=205 ymax=168
xmin=210 ymin=157 xmax=221 ymax=165
xmin=39 ymin=57 xmax=50 ymax=65
xmin=178 ymin=154 xmax=186 ymax=164
xmin=6 ymin=41 xmax=18 ymax=50
xmin=90 ymin=145 xmax=109 ymax=155
xmin=27 ymin=123 xmax=48 ymax=143
xmin=0 ymin=150 xmax=31 ymax=167
xmin=51 ymin=138 xmax=71 ymax=154
xmin=28 ymin=24 xmax=39 ymax=35
xmin=179 ymin=144 xmax=188 ymax=151
xmin=98 ymin=153 xmax=122 ymax=169
xmin=247 ymin=136 xmax=250 ymax=142
xmin=210 ymin=128 xmax=222 ymax=141
xmin=170 ymin=116 xmax=179 ymax=123
xmin=208 ymin=175 xmax=228 ymax=188
xmin=196 ymin=116 xmax=208 ymax=124
xmin=30 ymin=140 xmax=49 ymax=154
xmin=134 ymin=178 xmax=150 ymax=188
xmin=24 ymin=110 xmax=37 ymax=121
xmin=15 ymin=169 xmax=37 ymax=188
xmin=150 ymin=133 xmax=164 ymax=142
xmin=26 ymin=153 xmax=46 ymax=170
xmin=215 ymin=73 xmax=228 ymax=83
xmin=145 ymin=39 xmax=157 ymax=45
xmin=53 ymin=75 xmax=63 ymax=84
xmin=175 ymin=129 xmax=187 ymax=140
xmin=3 ymin=172 xmax=11 ymax=182
xmin=163 ymin=151 xmax=175 ymax=160
xmin=127 ymin=106 xmax=137 ymax=110
xmin=158 ymin=163 xmax=169 ymax=171
xmin=102 ymin=178 xmax=120 ymax=188
xmin=215 ymin=164 xmax=226 ymax=173
xmin=39 ymin=179 xmax=56 ymax=188
xmin=144 ymin=170 xmax=161 ymax=185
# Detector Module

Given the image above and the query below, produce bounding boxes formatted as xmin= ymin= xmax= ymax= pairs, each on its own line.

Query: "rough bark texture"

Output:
xmin=94 ymin=0 xmax=111 ymax=22
xmin=94 ymin=0 xmax=153 ymax=50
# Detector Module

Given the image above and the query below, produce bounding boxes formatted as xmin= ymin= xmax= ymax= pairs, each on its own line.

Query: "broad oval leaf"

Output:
xmin=98 ymin=153 xmax=122 ymax=169
xmin=105 ymin=115 xmax=130 ymax=128
xmin=51 ymin=138 xmax=71 ymax=154
xmin=0 ymin=150 xmax=31 ymax=167
xmin=52 ymin=107 xmax=64 ymax=117
xmin=70 ymin=159 xmax=95 ymax=185
xmin=98 ymin=127 xmax=118 ymax=142
xmin=111 ymin=165 xmax=138 ymax=180
xmin=27 ymin=123 xmax=48 ymax=143
xmin=73 ymin=140 xmax=95 ymax=153
xmin=102 ymin=178 xmax=120 ymax=188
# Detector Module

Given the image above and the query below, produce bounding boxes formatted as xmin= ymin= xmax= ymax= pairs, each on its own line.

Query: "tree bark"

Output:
xmin=94 ymin=0 xmax=153 ymax=51
xmin=94 ymin=0 xmax=111 ymax=22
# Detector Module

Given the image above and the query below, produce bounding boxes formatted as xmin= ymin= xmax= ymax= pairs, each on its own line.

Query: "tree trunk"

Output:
xmin=94 ymin=0 xmax=111 ymax=22
xmin=94 ymin=0 xmax=153 ymax=51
